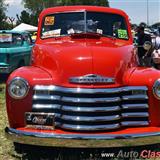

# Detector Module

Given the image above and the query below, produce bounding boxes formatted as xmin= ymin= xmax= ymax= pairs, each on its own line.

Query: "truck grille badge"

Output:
xmin=69 ymin=74 xmax=115 ymax=84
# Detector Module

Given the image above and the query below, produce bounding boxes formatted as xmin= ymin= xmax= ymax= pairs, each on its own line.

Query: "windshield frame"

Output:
xmin=40 ymin=11 xmax=130 ymax=41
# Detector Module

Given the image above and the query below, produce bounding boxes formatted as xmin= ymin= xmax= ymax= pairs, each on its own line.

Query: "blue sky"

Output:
xmin=109 ymin=0 xmax=160 ymax=25
xmin=5 ymin=0 xmax=160 ymax=25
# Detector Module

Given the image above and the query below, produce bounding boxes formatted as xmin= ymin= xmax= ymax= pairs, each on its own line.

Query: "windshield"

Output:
xmin=0 ymin=33 xmax=23 ymax=48
xmin=41 ymin=11 xmax=129 ymax=40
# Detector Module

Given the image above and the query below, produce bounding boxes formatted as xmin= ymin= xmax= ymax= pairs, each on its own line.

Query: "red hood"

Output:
xmin=33 ymin=37 xmax=135 ymax=87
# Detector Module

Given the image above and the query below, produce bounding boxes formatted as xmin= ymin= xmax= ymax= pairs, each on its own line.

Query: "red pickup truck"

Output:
xmin=5 ymin=6 xmax=160 ymax=149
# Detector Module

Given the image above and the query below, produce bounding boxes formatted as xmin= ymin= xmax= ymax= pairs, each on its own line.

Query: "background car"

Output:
xmin=0 ymin=30 xmax=33 ymax=74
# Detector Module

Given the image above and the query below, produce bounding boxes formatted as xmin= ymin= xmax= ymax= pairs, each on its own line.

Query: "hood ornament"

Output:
xmin=69 ymin=74 xmax=115 ymax=84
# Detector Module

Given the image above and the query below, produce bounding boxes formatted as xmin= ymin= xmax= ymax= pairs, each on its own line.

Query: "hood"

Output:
xmin=33 ymin=38 xmax=134 ymax=87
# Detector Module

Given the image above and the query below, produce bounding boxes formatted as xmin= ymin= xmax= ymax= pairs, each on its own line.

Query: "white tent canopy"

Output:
xmin=12 ymin=23 xmax=38 ymax=32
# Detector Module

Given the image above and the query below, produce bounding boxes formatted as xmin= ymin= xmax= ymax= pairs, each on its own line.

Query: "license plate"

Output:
xmin=25 ymin=112 xmax=55 ymax=130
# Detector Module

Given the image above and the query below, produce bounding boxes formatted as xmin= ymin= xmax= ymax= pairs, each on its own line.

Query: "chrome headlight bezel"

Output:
xmin=8 ymin=77 xmax=29 ymax=99
xmin=153 ymin=79 xmax=160 ymax=100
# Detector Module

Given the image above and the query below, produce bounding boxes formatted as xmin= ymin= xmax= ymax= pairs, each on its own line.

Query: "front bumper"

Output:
xmin=5 ymin=127 xmax=160 ymax=148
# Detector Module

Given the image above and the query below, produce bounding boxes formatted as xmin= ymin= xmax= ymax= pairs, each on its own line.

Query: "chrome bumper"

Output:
xmin=5 ymin=127 xmax=160 ymax=148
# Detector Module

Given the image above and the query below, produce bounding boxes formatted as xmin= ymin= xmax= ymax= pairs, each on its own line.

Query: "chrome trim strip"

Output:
xmin=122 ymin=112 xmax=149 ymax=118
xmin=33 ymin=105 xmax=121 ymax=112
xmin=5 ymin=127 xmax=160 ymax=147
xmin=33 ymin=85 xmax=148 ymax=94
xmin=122 ymin=95 xmax=148 ymax=101
xmin=61 ymin=97 xmax=121 ymax=103
xmin=122 ymin=86 xmax=148 ymax=91
xmin=59 ymin=115 xmax=120 ymax=122
xmin=122 ymin=104 xmax=149 ymax=109
xmin=33 ymin=95 xmax=61 ymax=100
xmin=57 ymin=123 xmax=120 ymax=131
xmin=61 ymin=105 xmax=120 ymax=112
xmin=121 ymin=121 xmax=149 ymax=126
xmin=33 ymin=104 xmax=61 ymax=110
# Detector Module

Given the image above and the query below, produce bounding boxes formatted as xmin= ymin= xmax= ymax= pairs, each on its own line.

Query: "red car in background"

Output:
xmin=5 ymin=6 xmax=160 ymax=150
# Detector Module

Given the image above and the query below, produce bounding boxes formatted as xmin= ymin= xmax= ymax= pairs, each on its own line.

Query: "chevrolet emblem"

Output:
xmin=69 ymin=74 xmax=115 ymax=84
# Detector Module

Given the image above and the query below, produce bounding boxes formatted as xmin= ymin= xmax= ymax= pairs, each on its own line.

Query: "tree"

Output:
xmin=16 ymin=10 xmax=38 ymax=26
xmin=8 ymin=17 xmax=15 ymax=29
xmin=17 ymin=10 xmax=32 ymax=25
xmin=22 ymin=0 xmax=109 ymax=25
xmin=59 ymin=0 xmax=109 ymax=6
xmin=0 ymin=0 xmax=7 ymax=29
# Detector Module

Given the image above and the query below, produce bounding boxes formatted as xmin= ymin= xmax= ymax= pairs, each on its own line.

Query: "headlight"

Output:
xmin=153 ymin=79 xmax=160 ymax=99
xmin=8 ymin=77 xmax=29 ymax=99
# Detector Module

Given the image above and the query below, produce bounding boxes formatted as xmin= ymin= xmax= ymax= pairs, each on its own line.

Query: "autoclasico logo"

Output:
xmin=140 ymin=150 xmax=160 ymax=159
xmin=116 ymin=150 xmax=139 ymax=158
xmin=101 ymin=150 xmax=160 ymax=159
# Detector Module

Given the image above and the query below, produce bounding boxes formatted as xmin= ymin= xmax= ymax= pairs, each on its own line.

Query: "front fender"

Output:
xmin=127 ymin=67 xmax=160 ymax=126
xmin=6 ymin=66 xmax=53 ymax=128
xmin=128 ymin=67 xmax=160 ymax=88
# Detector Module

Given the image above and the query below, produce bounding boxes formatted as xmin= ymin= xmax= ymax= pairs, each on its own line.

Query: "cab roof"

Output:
xmin=40 ymin=6 xmax=129 ymax=19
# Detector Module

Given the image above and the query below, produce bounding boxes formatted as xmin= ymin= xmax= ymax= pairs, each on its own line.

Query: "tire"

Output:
xmin=14 ymin=142 xmax=24 ymax=154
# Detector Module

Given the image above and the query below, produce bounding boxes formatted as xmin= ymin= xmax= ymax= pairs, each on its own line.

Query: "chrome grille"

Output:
xmin=32 ymin=85 xmax=149 ymax=132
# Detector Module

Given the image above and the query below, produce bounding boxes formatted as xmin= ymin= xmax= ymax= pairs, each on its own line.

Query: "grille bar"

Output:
xmin=122 ymin=112 xmax=149 ymax=118
xmin=122 ymin=104 xmax=148 ymax=110
xmin=56 ymin=123 xmax=120 ymax=131
xmin=33 ymin=104 xmax=121 ymax=112
xmin=34 ymin=86 xmax=148 ymax=94
xmin=122 ymin=95 xmax=148 ymax=101
xmin=59 ymin=115 xmax=121 ymax=122
xmin=121 ymin=121 xmax=149 ymax=127
xmin=33 ymin=95 xmax=61 ymax=100
xmin=61 ymin=97 xmax=121 ymax=103
xmin=33 ymin=104 xmax=61 ymax=110
xmin=62 ymin=105 xmax=120 ymax=112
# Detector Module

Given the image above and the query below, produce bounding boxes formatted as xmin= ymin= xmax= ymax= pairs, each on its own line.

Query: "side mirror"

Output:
xmin=143 ymin=41 xmax=152 ymax=51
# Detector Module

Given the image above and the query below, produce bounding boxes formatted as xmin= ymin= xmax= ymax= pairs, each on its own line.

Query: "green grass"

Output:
xmin=0 ymin=84 xmax=16 ymax=160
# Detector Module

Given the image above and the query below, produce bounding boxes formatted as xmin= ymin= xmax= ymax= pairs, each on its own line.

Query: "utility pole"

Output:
xmin=147 ymin=0 xmax=149 ymax=26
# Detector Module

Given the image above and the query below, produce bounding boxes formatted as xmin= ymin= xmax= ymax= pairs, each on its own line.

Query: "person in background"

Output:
xmin=155 ymin=32 xmax=160 ymax=49
xmin=152 ymin=30 xmax=160 ymax=69
xmin=152 ymin=49 xmax=160 ymax=69
xmin=136 ymin=26 xmax=152 ymax=66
